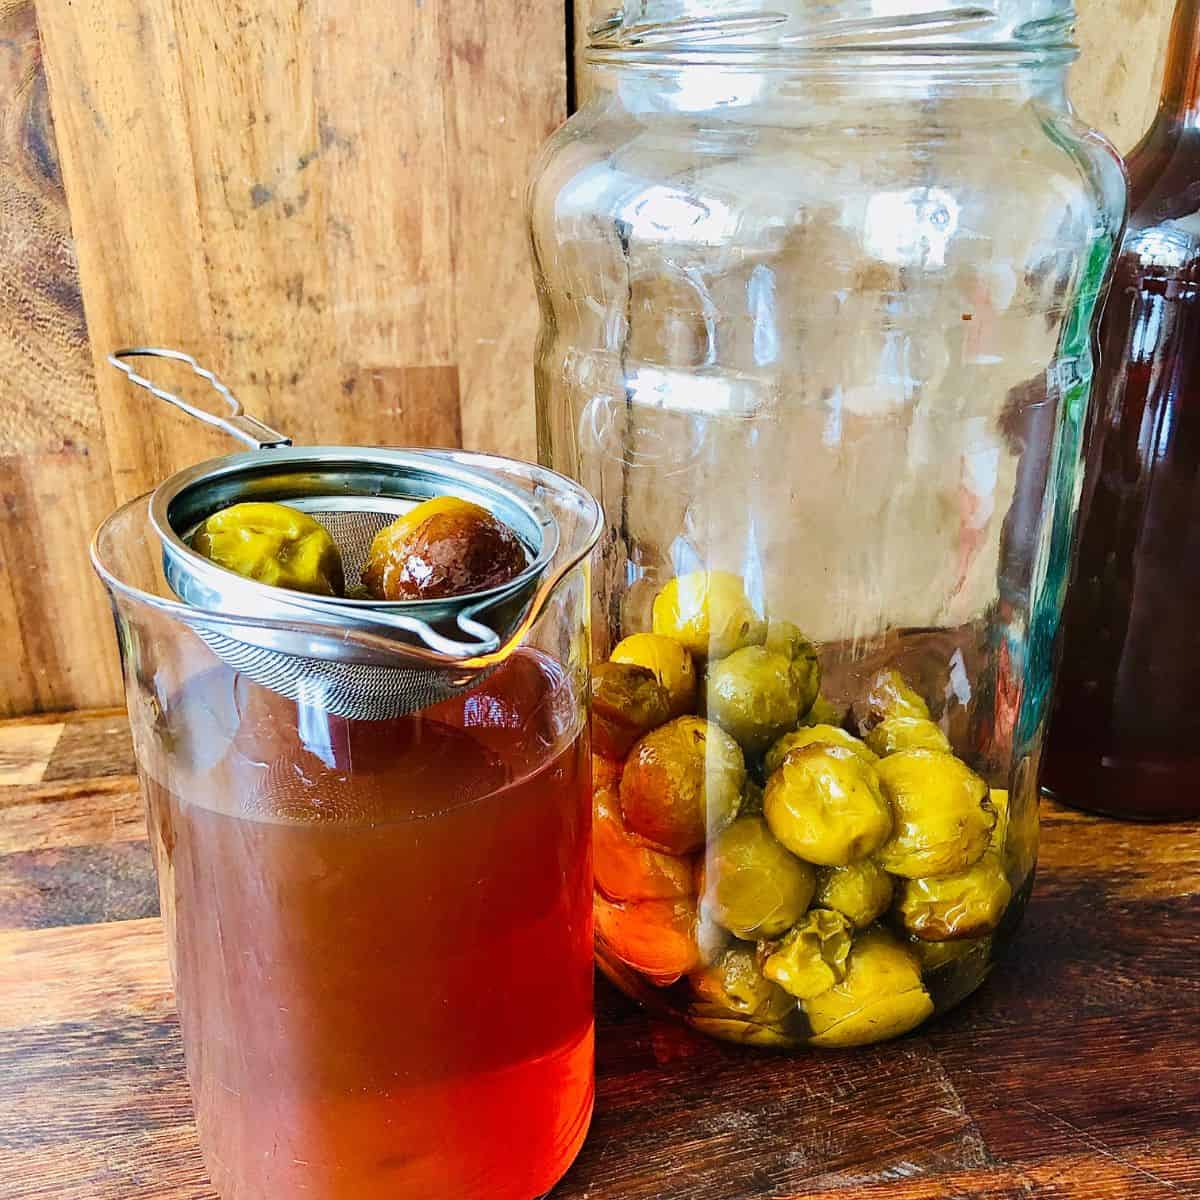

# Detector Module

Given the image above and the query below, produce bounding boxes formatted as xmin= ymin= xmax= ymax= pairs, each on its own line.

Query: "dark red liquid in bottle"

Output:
xmin=1046 ymin=0 xmax=1200 ymax=820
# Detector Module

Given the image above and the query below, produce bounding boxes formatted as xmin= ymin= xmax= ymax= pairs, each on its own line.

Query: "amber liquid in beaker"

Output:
xmin=145 ymin=651 xmax=594 ymax=1198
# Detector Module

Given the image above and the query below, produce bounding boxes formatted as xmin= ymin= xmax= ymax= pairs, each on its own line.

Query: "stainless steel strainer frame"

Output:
xmin=151 ymin=444 xmax=560 ymax=661
xmin=104 ymin=348 xmax=600 ymax=719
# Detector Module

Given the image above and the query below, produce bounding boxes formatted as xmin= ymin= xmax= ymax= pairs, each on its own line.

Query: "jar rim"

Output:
xmin=586 ymin=3 xmax=1077 ymax=57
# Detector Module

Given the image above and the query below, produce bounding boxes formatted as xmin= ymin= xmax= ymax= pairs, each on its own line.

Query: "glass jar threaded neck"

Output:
xmin=587 ymin=1 xmax=1077 ymax=57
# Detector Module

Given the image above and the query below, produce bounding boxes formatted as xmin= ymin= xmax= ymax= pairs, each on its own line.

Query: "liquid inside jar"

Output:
xmin=143 ymin=651 xmax=593 ymax=1199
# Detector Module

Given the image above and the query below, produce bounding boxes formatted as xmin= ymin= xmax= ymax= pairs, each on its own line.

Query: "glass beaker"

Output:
xmin=92 ymin=452 xmax=601 ymax=1199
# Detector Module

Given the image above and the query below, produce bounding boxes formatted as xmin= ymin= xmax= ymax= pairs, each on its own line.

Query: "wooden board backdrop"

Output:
xmin=0 ymin=0 xmax=1177 ymax=717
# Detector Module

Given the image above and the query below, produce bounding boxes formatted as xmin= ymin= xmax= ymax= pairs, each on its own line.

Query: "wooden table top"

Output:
xmin=1 ymin=709 xmax=1198 ymax=1200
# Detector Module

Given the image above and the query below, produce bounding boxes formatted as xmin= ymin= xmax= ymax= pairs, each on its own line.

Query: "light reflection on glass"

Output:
xmin=622 ymin=185 xmax=737 ymax=245
xmin=748 ymin=263 xmax=779 ymax=366
xmin=864 ymin=186 xmax=960 ymax=268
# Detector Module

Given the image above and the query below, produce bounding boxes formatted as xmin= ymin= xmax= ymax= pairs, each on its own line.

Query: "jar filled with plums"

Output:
xmin=529 ymin=0 xmax=1126 ymax=1047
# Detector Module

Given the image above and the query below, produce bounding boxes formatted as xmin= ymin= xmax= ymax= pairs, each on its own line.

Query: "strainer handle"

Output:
xmin=108 ymin=347 xmax=292 ymax=450
xmin=265 ymin=586 xmax=506 ymax=657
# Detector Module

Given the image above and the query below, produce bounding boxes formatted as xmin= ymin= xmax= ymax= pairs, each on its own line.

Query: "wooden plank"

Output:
xmin=1073 ymin=0 xmax=1176 ymax=154
xmin=0 ymin=456 xmax=122 ymax=714
xmin=573 ymin=0 xmax=595 ymax=109
xmin=568 ymin=1012 xmax=996 ymax=1199
xmin=0 ymin=969 xmax=1195 ymax=1200
xmin=935 ymin=1014 xmax=1200 ymax=1196
xmin=0 ymin=1126 xmax=215 ymax=1200
xmin=442 ymin=0 xmax=565 ymax=456
xmin=312 ymin=0 xmax=456 ymax=371
xmin=0 ymin=709 xmax=88 ymax=729
xmin=0 ymin=1010 xmax=205 ymax=1192
xmin=0 ymin=713 xmax=143 ymax=862
xmin=0 ymin=918 xmax=171 ymax=1030
xmin=30 ymin=0 xmax=256 ymax=496
xmin=0 ymin=840 xmax=156 ymax=930
xmin=34 ymin=0 xmax=557 ymax=502
xmin=0 ymin=721 xmax=62 ymax=785
xmin=40 ymin=711 xmax=135 ymax=783
xmin=0 ymin=779 xmax=143 ymax=855
xmin=0 ymin=1 xmax=121 ymax=715
xmin=764 ymin=1157 xmax=1200 ymax=1200
xmin=1038 ymin=808 xmax=1200 ymax=901
xmin=337 ymin=366 xmax=464 ymax=450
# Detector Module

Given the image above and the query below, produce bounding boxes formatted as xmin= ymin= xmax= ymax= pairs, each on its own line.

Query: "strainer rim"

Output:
xmin=148 ymin=444 xmax=559 ymax=618
xmin=151 ymin=444 xmax=556 ymax=614
xmin=91 ymin=447 xmax=604 ymax=668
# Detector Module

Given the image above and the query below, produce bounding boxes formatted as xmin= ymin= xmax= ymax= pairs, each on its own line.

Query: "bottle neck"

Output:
xmin=1159 ymin=0 xmax=1200 ymax=130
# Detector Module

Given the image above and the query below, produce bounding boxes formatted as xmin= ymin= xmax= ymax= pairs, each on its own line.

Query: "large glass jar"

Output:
xmin=530 ymin=0 xmax=1125 ymax=1048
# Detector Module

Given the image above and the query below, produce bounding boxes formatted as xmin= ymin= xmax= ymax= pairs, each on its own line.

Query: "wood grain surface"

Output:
xmin=0 ymin=0 xmax=565 ymax=716
xmin=0 ymin=708 xmax=1197 ymax=1200
xmin=0 ymin=0 xmax=1181 ymax=723
xmin=0 ymin=0 xmax=121 ymax=716
xmin=1074 ymin=0 xmax=1176 ymax=154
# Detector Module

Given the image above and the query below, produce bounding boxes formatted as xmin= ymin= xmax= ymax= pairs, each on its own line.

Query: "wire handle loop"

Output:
xmin=108 ymin=347 xmax=292 ymax=450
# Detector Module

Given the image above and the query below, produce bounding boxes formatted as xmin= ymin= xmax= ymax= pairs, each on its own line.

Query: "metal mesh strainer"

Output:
xmin=110 ymin=348 xmax=586 ymax=721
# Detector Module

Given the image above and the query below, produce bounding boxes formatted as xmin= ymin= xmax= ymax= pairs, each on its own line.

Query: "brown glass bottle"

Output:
xmin=1046 ymin=0 xmax=1200 ymax=820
